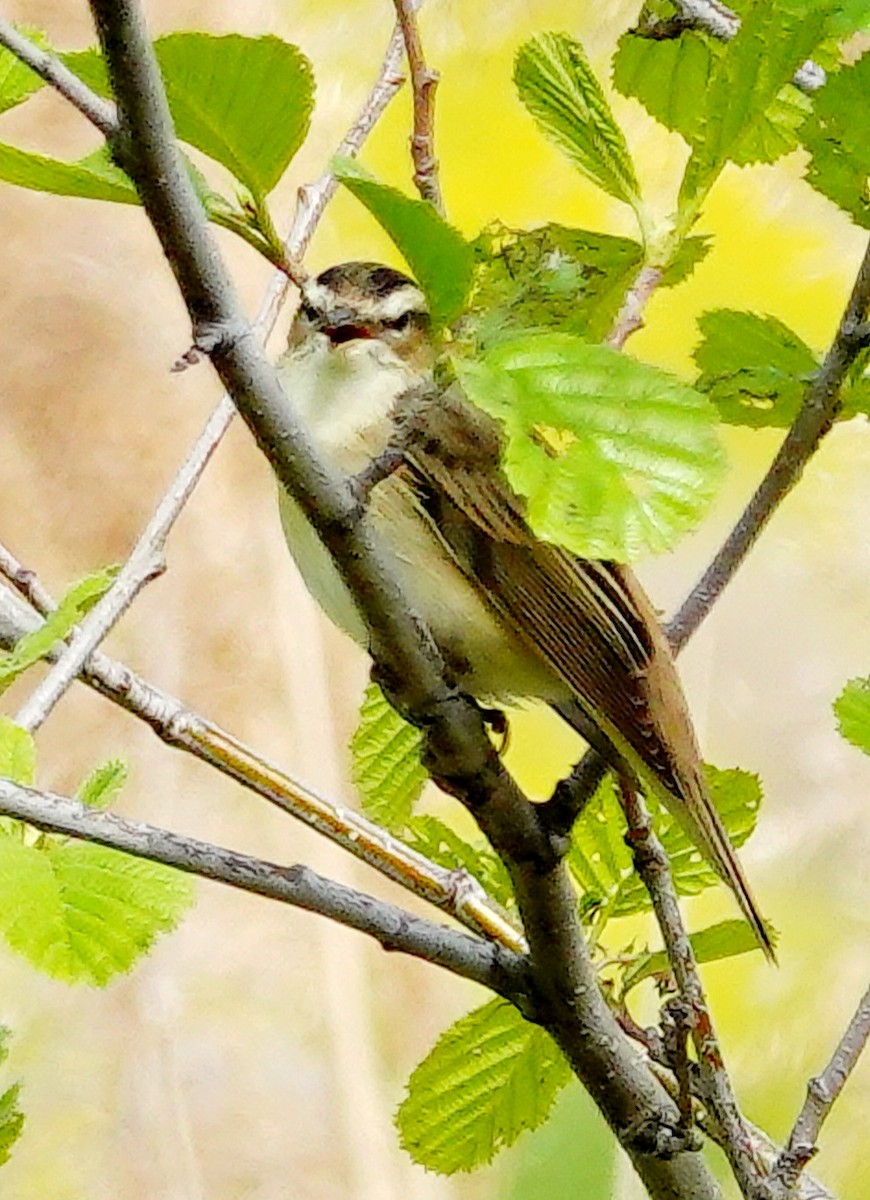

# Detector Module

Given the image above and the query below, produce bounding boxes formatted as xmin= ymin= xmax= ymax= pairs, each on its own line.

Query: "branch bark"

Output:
xmin=0 ymin=558 xmax=523 ymax=953
xmin=74 ymin=4 xmax=726 ymax=1194
xmin=392 ymin=0 xmax=443 ymax=211
xmin=772 ymin=982 xmax=870 ymax=1196
xmin=667 ymin=236 xmax=870 ymax=650
xmin=0 ymin=777 xmax=524 ymax=994
xmin=0 ymin=18 xmax=117 ymax=134
xmin=619 ymin=783 xmax=765 ymax=1200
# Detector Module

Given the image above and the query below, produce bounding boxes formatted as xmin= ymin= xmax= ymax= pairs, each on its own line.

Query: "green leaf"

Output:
xmin=467 ymin=223 xmax=642 ymax=347
xmin=620 ymin=919 xmax=767 ymax=993
xmin=405 ymin=814 xmax=516 ymax=910
xmin=0 ymin=720 xmax=35 ymax=787
xmin=156 ymin=34 xmax=313 ymax=198
xmin=0 ymin=1081 xmax=23 ymax=1167
xmin=731 ymin=83 xmax=812 ymax=167
xmin=679 ymin=0 xmax=832 ymax=216
xmin=350 ymin=683 xmax=425 ymax=833
xmin=65 ymin=36 xmax=314 ymax=199
xmin=397 ymin=999 xmax=571 ymax=1173
xmin=0 ymin=1030 xmax=23 ymax=1168
xmin=694 ymin=310 xmax=818 ymax=427
xmin=612 ymin=29 xmax=812 ymax=167
xmin=567 ymin=767 xmax=762 ymax=924
xmin=0 ymin=27 xmax=48 ymax=114
xmin=514 ymin=33 xmax=639 ymax=208
xmin=0 ymin=142 xmax=138 ymax=204
xmin=0 ymin=835 xmax=193 ymax=985
xmin=612 ymin=27 xmax=712 ymax=146
xmin=834 ymin=676 xmax=870 ymax=754
xmin=455 ymin=333 xmax=724 ymax=561
xmin=74 ymin=759 xmax=128 ymax=810
xmin=0 ymin=565 xmax=118 ymax=693
xmin=464 ymin=223 xmax=710 ymax=349
xmin=333 ymin=158 xmax=473 ymax=327
xmin=802 ymin=53 xmax=870 ymax=229
xmin=826 ymin=0 xmax=870 ymax=37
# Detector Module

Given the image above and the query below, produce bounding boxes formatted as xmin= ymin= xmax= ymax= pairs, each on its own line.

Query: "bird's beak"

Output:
xmin=320 ymin=306 xmax=375 ymax=345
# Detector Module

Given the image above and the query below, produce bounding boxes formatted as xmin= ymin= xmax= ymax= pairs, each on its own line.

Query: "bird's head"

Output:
xmin=289 ymin=262 xmax=433 ymax=369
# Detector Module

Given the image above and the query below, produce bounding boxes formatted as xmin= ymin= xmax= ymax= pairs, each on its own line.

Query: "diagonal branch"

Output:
xmin=80 ymin=5 xmax=724 ymax=1195
xmin=391 ymin=0 xmax=443 ymax=211
xmin=772 ymin=981 xmax=870 ymax=1196
xmin=619 ymin=782 xmax=766 ymax=1200
xmin=0 ymin=553 xmax=523 ymax=953
xmin=3 ymin=15 xmax=415 ymax=735
xmin=667 ymin=235 xmax=870 ymax=650
xmin=0 ymin=776 xmax=525 ymax=995
xmin=0 ymin=18 xmax=117 ymax=134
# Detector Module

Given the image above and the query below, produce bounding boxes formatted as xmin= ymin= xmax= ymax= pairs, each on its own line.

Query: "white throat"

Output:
xmin=278 ymin=335 xmax=420 ymax=475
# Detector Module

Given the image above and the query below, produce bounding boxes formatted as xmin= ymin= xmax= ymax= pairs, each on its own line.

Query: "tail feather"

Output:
xmin=557 ymin=698 xmax=775 ymax=962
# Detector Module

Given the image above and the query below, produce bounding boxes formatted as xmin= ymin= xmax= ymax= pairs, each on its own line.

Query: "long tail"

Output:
xmin=556 ymin=699 xmax=775 ymax=962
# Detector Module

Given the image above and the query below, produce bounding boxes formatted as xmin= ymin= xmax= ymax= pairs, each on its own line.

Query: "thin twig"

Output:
xmin=618 ymin=780 xmax=766 ymax=1200
xmin=0 ymin=18 xmax=117 ymax=135
xmin=0 ymin=556 xmax=524 ymax=953
xmin=285 ymin=17 xmax=409 ymax=257
xmin=13 ymin=399 xmax=231 ymax=734
xmin=661 ymin=1 xmax=825 ymax=91
xmin=4 ymin=15 xmax=417 ymax=733
xmin=771 ymin=982 xmax=870 ymax=1196
xmin=0 ymin=776 xmax=526 ymax=995
xmin=667 ymin=235 xmax=870 ymax=650
xmin=391 ymin=0 xmax=443 ymax=211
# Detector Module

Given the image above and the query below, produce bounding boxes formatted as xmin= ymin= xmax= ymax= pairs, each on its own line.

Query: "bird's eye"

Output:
xmin=299 ymin=301 xmax=319 ymax=322
xmin=384 ymin=312 xmax=414 ymax=332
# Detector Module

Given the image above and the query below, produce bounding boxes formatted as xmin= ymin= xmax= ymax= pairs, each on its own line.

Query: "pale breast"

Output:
xmin=275 ymin=337 xmax=561 ymax=703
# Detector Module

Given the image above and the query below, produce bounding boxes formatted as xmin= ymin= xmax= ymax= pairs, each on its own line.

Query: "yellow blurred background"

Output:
xmin=1 ymin=1 xmax=869 ymax=1197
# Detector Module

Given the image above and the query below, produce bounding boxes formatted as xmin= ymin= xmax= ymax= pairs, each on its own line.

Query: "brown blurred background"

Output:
xmin=1 ymin=2 xmax=869 ymax=1197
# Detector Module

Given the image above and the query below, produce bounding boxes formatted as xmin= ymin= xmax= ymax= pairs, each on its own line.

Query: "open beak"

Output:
xmin=319 ymin=306 xmax=374 ymax=345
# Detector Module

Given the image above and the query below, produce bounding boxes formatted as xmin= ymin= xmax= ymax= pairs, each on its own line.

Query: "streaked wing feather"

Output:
xmin=397 ymin=391 xmax=772 ymax=956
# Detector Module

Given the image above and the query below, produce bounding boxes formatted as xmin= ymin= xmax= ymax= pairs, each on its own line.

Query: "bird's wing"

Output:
xmin=394 ymin=385 xmax=772 ymax=956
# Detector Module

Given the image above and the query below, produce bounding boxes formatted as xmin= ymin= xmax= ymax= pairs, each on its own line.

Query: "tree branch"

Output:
xmin=0 ymin=18 xmax=117 ymax=135
xmin=606 ymin=264 xmax=665 ymax=350
xmin=391 ymin=0 xmax=443 ymax=211
xmin=771 ymin=982 xmax=870 ymax=1196
xmin=619 ymin=782 xmax=766 ymax=1200
xmin=285 ymin=17 xmax=409 ymax=257
xmin=0 ymin=776 xmax=525 ymax=994
xmin=3 ymin=14 xmax=418 ymax=734
xmin=553 ymin=234 xmax=870 ymax=827
xmin=0 ymin=555 xmax=523 ymax=953
xmin=79 ymin=5 xmax=725 ymax=1194
xmin=645 ymin=1 xmax=825 ymax=92
xmin=667 ymin=235 xmax=870 ymax=650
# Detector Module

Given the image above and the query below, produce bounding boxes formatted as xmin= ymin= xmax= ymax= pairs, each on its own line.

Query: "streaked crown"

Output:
xmin=292 ymin=262 xmax=430 ymax=350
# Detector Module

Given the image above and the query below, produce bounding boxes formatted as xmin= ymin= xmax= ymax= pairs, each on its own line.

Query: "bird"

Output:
xmin=275 ymin=260 xmax=772 ymax=958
